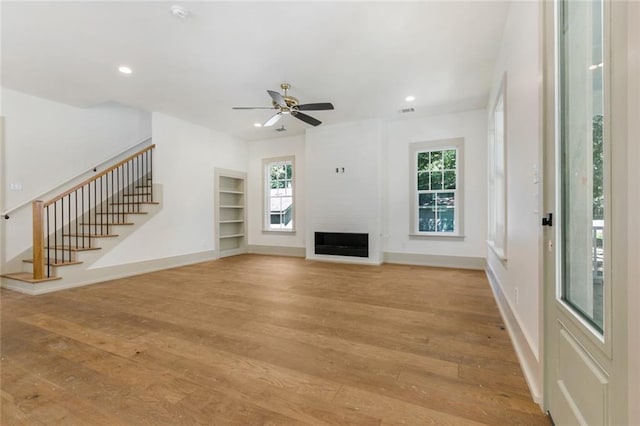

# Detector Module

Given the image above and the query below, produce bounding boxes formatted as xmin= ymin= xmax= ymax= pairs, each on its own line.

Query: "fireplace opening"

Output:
xmin=314 ymin=232 xmax=369 ymax=258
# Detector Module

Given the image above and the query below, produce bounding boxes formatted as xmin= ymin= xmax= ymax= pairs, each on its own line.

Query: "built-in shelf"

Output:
xmin=220 ymin=233 xmax=245 ymax=239
xmin=215 ymin=169 xmax=247 ymax=258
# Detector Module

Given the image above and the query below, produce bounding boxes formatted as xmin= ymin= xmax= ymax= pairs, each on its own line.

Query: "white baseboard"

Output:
xmin=306 ymin=254 xmax=383 ymax=266
xmin=248 ymin=245 xmax=306 ymax=257
xmin=383 ymin=251 xmax=485 ymax=270
xmin=1 ymin=250 xmax=217 ymax=295
xmin=485 ymin=263 xmax=543 ymax=406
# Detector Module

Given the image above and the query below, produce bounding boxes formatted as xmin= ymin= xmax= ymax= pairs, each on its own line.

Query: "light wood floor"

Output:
xmin=1 ymin=254 xmax=549 ymax=425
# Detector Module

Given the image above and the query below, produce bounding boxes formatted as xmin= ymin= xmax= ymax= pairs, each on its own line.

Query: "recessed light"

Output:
xmin=118 ymin=66 xmax=133 ymax=75
xmin=405 ymin=95 xmax=416 ymax=102
xmin=253 ymin=123 xmax=262 ymax=128
xmin=170 ymin=5 xmax=190 ymax=19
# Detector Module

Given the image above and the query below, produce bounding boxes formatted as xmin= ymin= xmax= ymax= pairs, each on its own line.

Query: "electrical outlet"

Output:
xmin=10 ymin=182 xmax=23 ymax=191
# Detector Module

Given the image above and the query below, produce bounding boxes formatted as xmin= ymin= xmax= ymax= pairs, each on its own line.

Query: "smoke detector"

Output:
xmin=170 ymin=5 xmax=190 ymax=19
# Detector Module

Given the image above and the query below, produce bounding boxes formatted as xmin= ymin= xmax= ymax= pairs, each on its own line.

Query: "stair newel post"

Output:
xmin=32 ymin=200 xmax=45 ymax=280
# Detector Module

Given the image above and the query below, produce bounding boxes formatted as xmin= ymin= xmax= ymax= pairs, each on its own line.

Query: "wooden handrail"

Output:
xmin=2 ymin=137 xmax=152 ymax=217
xmin=44 ymin=144 xmax=155 ymax=207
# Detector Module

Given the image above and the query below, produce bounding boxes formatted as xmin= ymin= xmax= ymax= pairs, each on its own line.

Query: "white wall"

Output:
xmin=305 ymin=120 xmax=384 ymax=264
xmin=247 ymin=134 xmax=305 ymax=249
xmin=486 ymin=0 xmax=542 ymax=380
xmin=2 ymin=89 xmax=151 ymax=209
xmin=92 ymin=112 xmax=247 ymax=267
xmin=385 ymin=109 xmax=488 ymax=259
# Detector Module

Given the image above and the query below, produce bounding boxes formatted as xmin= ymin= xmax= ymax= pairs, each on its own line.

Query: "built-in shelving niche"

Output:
xmin=215 ymin=168 xmax=247 ymax=258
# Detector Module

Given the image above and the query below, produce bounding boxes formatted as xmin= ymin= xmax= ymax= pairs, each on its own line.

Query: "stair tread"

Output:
xmin=64 ymin=233 xmax=119 ymax=238
xmin=1 ymin=272 xmax=61 ymax=283
xmin=79 ymin=222 xmax=134 ymax=226
xmin=46 ymin=245 xmax=101 ymax=252
xmin=23 ymin=259 xmax=83 ymax=267
xmin=109 ymin=202 xmax=159 ymax=205
xmin=95 ymin=212 xmax=148 ymax=215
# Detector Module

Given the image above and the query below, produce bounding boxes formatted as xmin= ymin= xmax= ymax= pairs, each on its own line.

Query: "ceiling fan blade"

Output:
xmin=293 ymin=112 xmax=322 ymax=126
xmin=267 ymin=90 xmax=287 ymax=107
xmin=296 ymin=102 xmax=334 ymax=111
xmin=263 ymin=113 xmax=282 ymax=127
xmin=232 ymin=106 xmax=275 ymax=110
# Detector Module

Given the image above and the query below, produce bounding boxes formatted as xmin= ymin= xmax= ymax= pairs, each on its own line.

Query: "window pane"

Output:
xmin=430 ymin=171 xmax=443 ymax=190
xmin=417 ymin=152 xmax=430 ymax=171
xmin=418 ymin=193 xmax=435 ymax=207
xmin=286 ymin=163 xmax=292 ymax=179
xmin=436 ymin=192 xmax=455 ymax=232
xmin=444 ymin=149 xmax=456 ymax=170
xmin=418 ymin=172 xmax=429 ymax=190
xmin=444 ymin=171 xmax=456 ymax=190
xmin=418 ymin=207 xmax=436 ymax=232
xmin=559 ymin=0 xmax=604 ymax=332
xmin=430 ymin=151 xmax=443 ymax=170
xmin=437 ymin=192 xmax=455 ymax=206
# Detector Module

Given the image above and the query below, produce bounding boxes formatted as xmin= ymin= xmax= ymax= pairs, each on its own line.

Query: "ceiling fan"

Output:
xmin=232 ymin=83 xmax=334 ymax=127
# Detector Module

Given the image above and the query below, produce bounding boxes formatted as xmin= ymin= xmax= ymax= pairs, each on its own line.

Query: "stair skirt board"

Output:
xmin=1 ymin=250 xmax=216 ymax=295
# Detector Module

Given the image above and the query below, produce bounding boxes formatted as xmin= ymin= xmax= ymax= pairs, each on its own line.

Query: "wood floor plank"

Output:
xmin=1 ymin=254 xmax=548 ymax=425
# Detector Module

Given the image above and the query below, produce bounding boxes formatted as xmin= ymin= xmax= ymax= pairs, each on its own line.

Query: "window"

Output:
xmin=488 ymin=75 xmax=507 ymax=259
xmin=263 ymin=156 xmax=295 ymax=232
xmin=410 ymin=138 xmax=464 ymax=236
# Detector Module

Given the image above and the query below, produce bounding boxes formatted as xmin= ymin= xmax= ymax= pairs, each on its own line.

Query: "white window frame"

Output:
xmin=488 ymin=74 xmax=508 ymax=260
xmin=262 ymin=156 xmax=295 ymax=233
xmin=409 ymin=138 xmax=465 ymax=238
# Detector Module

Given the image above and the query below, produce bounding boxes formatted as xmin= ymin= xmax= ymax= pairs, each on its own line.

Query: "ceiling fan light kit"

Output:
xmin=232 ymin=83 xmax=334 ymax=127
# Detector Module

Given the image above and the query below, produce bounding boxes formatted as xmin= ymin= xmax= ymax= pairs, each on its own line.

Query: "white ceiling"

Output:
xmin=2 ymin=1 xmax=510 ymax=141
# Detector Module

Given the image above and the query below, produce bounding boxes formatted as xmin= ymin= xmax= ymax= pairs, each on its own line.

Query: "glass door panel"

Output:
xmin=559 ymin=0 xmax=605 ymax=332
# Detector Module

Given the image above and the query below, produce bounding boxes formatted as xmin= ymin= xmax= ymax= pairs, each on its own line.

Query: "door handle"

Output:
xmin=542 ymin=213 xmax=553 ymax=227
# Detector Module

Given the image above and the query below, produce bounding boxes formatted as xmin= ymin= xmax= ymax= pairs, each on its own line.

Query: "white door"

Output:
xmin=543 ymin=0 xmax=629 ymax=424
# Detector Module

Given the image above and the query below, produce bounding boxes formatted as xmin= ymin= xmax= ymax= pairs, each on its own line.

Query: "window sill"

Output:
xmin=487 ymin=241 xmax=507 ymax=261
xmin=262 ymin=229 xmax=296 ymax=235
xmin=409 ymin=233 xmax=465 ymax=240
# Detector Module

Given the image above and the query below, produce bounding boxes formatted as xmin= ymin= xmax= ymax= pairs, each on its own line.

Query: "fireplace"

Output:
xmin=314 ymin=232 xmax=369 ymax=258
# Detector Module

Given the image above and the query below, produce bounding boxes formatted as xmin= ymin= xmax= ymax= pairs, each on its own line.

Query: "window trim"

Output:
xmin=488 ymin=73 xmax=508 ymax=261
xmin=262 ymin=156 xmax=296 ymax=233
xmin=409 ymin=138 xmax=465 ymax=238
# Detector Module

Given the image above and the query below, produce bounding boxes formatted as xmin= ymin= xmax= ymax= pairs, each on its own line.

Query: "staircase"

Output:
xmin=1 ymin=144 xmax=159 ymax=294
